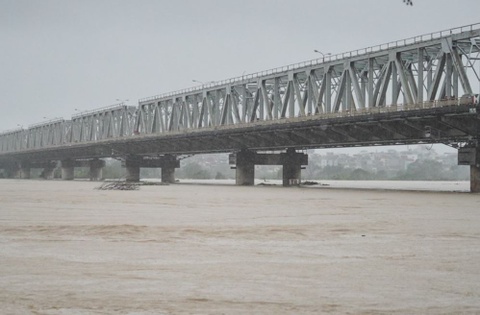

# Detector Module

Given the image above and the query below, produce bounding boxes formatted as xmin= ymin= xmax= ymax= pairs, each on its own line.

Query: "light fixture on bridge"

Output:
xmin=314 ymin=50 xmax=331 ymax=62
xmin=116 ymin=99 xmax=129 ymax=104
xmin=42 ymin=116 xmax=61 ymax=123
xmin=192 ymin=79 xmax=215 ymax=86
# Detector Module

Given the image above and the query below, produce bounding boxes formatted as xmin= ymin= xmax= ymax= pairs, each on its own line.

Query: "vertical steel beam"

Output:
xmin=417 ymin=48 xmax=424 ymax=103
xmin=395 ymin=54 xmax=415 ymax=105
xmin=445 ymin=53 xmax=453 ymax=98
xmin=325 ymin=67 xmax=332 ymax=113
xmin=349 ymin=62 xmax=365 ymax=109
xmin=450 ymin=48 xmax=473 ymax=95
xmin=368 ymin=58 xmax=374 ymax=108
xmin=273 ymin=78 xmax=281 ymax=119
xmin=427 ymin=54 xmax=446 ymax=101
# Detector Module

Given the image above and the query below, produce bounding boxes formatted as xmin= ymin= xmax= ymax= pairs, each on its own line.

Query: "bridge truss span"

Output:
xmin=0 ymin=23 xmax=479 ymax=161
xmin=70 ymin=104 xmax=137 ymax=143
xmin=136 ymin=24 xmax=480 ymax=135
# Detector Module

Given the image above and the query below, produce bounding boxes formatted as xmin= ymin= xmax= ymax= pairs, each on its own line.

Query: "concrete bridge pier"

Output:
xmin=458 ymin=147 xmax=480 ymax=193
xmin=125 ymin=166 xmax=140 ymax=182
xmin=471 ymin=165 xmax=480 ymax=193
xmin=124 ymin=155 xmax=180 ymax=183
xmin=232 ymin=150 xmax=256 ymax=186
xmin=0 ymin=162 xmax=27 ymax=178
xmin=18 ymin=162 xmax=31 ymax=179
xmin=89 ymin=159 xmax=105 ymax=181
xmin=60 ymin=159 xmax=106 ymax=181
xmin=124 ymin=157 xmax=141 ymax=182
xmin=42 ymin=167 xmax=55 ymax=179
xmin=2 ymin=161 xmax=29 ymax=179
xmin=61 ymin=159 xmax=75 ymax=180
xmin=160 ymin=155 xmax=179 ymax=184
xmin=282 ymin=148 xmax=304 ymax=186
xmin=230 ymin=149 xmax=308 ymax=186
xmin=3 ymin=163 xmax=20 ymax=179
xmin=161 ymin=167 xmax=175 ymax=183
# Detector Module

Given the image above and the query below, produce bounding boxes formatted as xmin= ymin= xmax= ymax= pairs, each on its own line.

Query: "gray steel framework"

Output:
xmin=0 ymin=23 xmax=479 ymax=159
xmin=0 ymin=104 xmax=136 ymax=153
xmin=136 ymin=25 xmax=480 ymax=133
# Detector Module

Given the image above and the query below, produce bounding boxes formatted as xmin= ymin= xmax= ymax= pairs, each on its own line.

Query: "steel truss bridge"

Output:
xmin=1 ymin=23 xmax=480 ymax=190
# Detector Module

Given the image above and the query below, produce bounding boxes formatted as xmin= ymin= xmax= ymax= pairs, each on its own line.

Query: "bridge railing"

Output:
xmin=28 ymin=117 xmax=65 ymax=129
xmin=71 ymin=102 xmax=131 ymax=119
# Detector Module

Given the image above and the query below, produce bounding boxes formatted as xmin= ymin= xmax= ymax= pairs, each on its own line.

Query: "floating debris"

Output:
xmin=96 ymin=181 xmax=140 ymax=191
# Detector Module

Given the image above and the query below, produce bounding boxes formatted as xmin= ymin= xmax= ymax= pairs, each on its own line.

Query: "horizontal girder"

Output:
xmin=1 ymin=103 xmax=478 ymax=165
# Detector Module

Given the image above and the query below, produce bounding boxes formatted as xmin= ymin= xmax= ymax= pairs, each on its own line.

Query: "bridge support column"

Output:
xmin=471 ymin=165 xmax=480 ymax=193
xmin=458 ymin=147 xmax=480 ymax=193
xmin=18 ymin=162 xmax=31 ymax=179
xmin=4 ymin=161 xmax=28 ymax=179
xmin=282 ymin=148 xmax=304 ymax=186
xmin=124 ymin=157 xmax=141 ymax=182
xmin=41 ymin=166 xmax=55 ymax=179
xmin=230 ymin=149 xmax=308 ymax=186
xmin=89 ymin=159 xmax=105 ymax=181
xmin=123 ymin=155 xmax=180 ymax=183
xmin=61 ymin=159 xmax=75 ymax=180
xmin=4 ymin=164 xmax=20 ymax=179
xmin=161 ymin=167 xmax=175 ymax=183
xmin=161 ymin=154 xmax=179 ymax=184
xmin=232 ymin=150 xmax=256 ymax=186
xmin=125 ymin=166 xmax=140 ymax=182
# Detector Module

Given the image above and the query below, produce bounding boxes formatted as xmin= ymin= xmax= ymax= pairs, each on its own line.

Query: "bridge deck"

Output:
xmin=1 ymin=100 xmax=478 ymax=164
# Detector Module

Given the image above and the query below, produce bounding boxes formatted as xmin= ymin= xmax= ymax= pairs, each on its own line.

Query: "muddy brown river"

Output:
xmin=1 ymin=179 xmax=479 ymax=314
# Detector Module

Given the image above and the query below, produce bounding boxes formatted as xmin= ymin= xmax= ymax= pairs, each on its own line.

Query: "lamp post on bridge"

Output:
xmin=314 ymin=50 xmax=331 ymax=62
xmin=42 ymin=116 xmax=61 ymax=123
xmin=74 ymin=108 xmax=85 ymax=115
xmin=116 ymin=99 xmax=129 ymax=105
xmin=192 ymin=79 xmax=215 ymax=87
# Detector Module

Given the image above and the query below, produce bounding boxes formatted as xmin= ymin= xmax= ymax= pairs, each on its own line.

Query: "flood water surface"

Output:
xmin=0 ymin=179 xmax=479 ymax=314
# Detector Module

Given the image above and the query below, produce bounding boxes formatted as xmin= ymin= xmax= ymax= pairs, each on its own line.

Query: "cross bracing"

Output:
xmin=136 ymin=25 xmax=480 ymax=133
xmin=0 ymin=104 xmax=136 ymax=153
xmin=70 ymin=104 xmax=137 ymax=143
xmin=0 ymin=23 xmax=479 ymax=156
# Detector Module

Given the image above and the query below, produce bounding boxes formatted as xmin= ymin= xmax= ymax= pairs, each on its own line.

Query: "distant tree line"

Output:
xmin=302 ymin=159 xmax=469 ymax=181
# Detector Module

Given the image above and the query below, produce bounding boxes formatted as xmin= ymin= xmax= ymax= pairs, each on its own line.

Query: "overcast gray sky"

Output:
xmin=1 ymin=0 xmax=479 ymax=133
